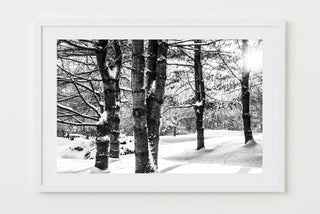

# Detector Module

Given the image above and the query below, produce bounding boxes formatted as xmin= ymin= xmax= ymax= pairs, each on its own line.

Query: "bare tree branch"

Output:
xmin=57 ymin=119 xmax=98 ymax=127
xmin=167 ymin=63 xmax=194 ymax=68
xmin=58 ymin=95 xmax=80 ymax=102
xmin=217 ymin=53 xmax=242 ymax=83
xmin=61 ymin=40 xmax=97 ymax=52
xmin=67 ymin=75 xmax=101 ymax=116
xmin=57 ymin=103 xmax=99 ymax=121
xmin=161 ymin=105 xmax=193 ymax=115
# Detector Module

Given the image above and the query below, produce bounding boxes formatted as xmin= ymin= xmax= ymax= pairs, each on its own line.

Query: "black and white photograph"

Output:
xmin=11 ymin=0 xmax=320 ymax=209
xmin=56 ymin=39 xmax=263 ymax=174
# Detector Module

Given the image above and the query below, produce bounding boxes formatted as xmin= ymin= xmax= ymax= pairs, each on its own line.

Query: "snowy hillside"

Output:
xmin=57 ymin=130 xmax=262 ymax=174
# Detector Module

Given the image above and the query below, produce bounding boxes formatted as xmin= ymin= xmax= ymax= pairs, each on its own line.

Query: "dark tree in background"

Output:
xmin=241 ymin=39 xmax=254 ymax=144
xmin=107 ymin=40 xmax=122 ymax=158
xmin=193 ymin=40 xmax=205 ymax=150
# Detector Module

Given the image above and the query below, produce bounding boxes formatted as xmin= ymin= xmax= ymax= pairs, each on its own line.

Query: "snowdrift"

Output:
xmin=57 ymin=130 xmax=262 ymax=174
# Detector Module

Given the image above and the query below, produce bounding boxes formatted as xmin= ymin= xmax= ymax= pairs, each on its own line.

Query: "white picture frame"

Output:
xmin=34 ymin=17 xmax=285 ymax=192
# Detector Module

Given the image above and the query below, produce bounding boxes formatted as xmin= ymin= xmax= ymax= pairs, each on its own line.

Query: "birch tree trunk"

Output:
xmin=194 ymin=40 xmax=205 ymax=150
xmin=146 ymin=40 xmax=168 ymax=167
xmin=95 ymin=125 xmax=110 ymax=170
xmin=108 ymin=40 xmax=122 ymax=158
xmin=95 ymin=40 xmax=110 ymax=169
xmin=131 ymin=40 xmax=155 ymax=173
xmin=241 ymin=39 xmax=254 ymax=144
xmin=145 ymin=40 xmax=159 ymax=166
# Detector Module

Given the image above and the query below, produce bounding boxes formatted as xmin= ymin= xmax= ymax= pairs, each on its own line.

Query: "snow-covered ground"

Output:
xmin=57 ymin=130 xmax=262 ymax=174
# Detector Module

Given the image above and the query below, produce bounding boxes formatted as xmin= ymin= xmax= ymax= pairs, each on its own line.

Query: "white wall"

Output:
xmin=0 ymin=0 xmax=319 ymax=213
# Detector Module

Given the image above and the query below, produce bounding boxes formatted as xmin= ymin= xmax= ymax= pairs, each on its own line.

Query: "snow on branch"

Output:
xmin=193 ymin=100 xmax=203 ymax=107
xmin=97 ymin=135 xmax=110 ymax=142
xmin=57 ymin=103 xmax=99 ymax=121
xmin=107 ymin=66 xmax=118 ymax=79
xmin=97 ymin=111 xmax=108 ymax=125
xmin=167 ymin=63 xmax=194 ymax=68
xmin=120 ymin=87 xmax=132 ymax=92
xmin=157 ymin=55 xmax=167 ymax=62
xmin=57 ymin=119 xmax=98 ymax=127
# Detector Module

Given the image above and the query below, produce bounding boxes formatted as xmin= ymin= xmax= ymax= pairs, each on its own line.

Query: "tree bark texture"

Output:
xmin=194 ymin=40 xmax=205 ymax=150
xmin=108 ymin=40 xmax=121 ymax=158
xmin=241 ymin=39 xmax=253 ymax=144
xmin=94 ymin=40 xmax=110 ymax=169
xmin=94 ymin=40 xmax=122 ymax=168
xmin=131 ymin=40 xmax=154 ymax=173
xmin=146 ymin=40 xmax=168 ymax=167
xmin=95 ymin=124 xmax=109 ymax=169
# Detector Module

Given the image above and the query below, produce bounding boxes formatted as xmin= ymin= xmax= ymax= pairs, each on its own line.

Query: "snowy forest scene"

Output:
xmin=56 ymin=39 xmax=263 ymax=174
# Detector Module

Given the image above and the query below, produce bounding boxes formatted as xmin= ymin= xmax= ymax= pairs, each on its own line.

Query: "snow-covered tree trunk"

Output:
xmin=145 ymin=40 xmax=158 ymax=93
xmin=241 ymin=39 xmax=254 ymax=144
xmin=108 ymin=40 xmax=122 ymax=158
xmin=145 ymin=40 xmax=159 ymax=166
xmin=194 ymin=40 xmax=205 ymax=150
xmin=95 ymin=40 xmax=110 ymax=169
xmin=131 ymin=40 xmax=155 ymax=173
xmin=95 ymin=124 xmax=109 ymax=170
xmin=146 ymin=40 xmax=168 ymax=167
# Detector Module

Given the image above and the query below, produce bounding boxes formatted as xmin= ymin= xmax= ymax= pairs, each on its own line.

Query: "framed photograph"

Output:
xmin=34 ymin=17 xmax=285 ymax=192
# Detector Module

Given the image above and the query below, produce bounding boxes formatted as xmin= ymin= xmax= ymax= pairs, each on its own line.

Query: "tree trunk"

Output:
xmin=241 ymin=39 xmax=253 ymax=144
xmin=146 ymin=40 xmax=168 ymax=168
xmin=145 ymin=40 xmax=159 ymax=167
xmin=131 ymin=40 xmax=155 ymax=173
xmin=173 ymin=127 xmax=177 ymax=137
xmin=145 ymin=40 xmax=158 ymax=93
xmin=194 ymin=40 xmax=205 ymax=150
xmin=108 ymin=40 xmax=121 ymax=158
xmin=95 ymin=40 xmax=110 ymax=169
xmin=95 ymin=124 xmax=109 ymax=169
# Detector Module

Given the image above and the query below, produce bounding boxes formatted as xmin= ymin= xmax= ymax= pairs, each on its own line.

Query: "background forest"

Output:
xmin=56 ymin=39 xmax=263 ymax=174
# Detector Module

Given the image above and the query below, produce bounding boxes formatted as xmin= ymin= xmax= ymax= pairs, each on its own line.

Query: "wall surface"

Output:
xmin=0 ymin=0 xmax=319 ymax=213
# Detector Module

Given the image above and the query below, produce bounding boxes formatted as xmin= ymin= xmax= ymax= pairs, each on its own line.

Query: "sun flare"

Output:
xmin=246 ymin=49 xmax=263 ymax=72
